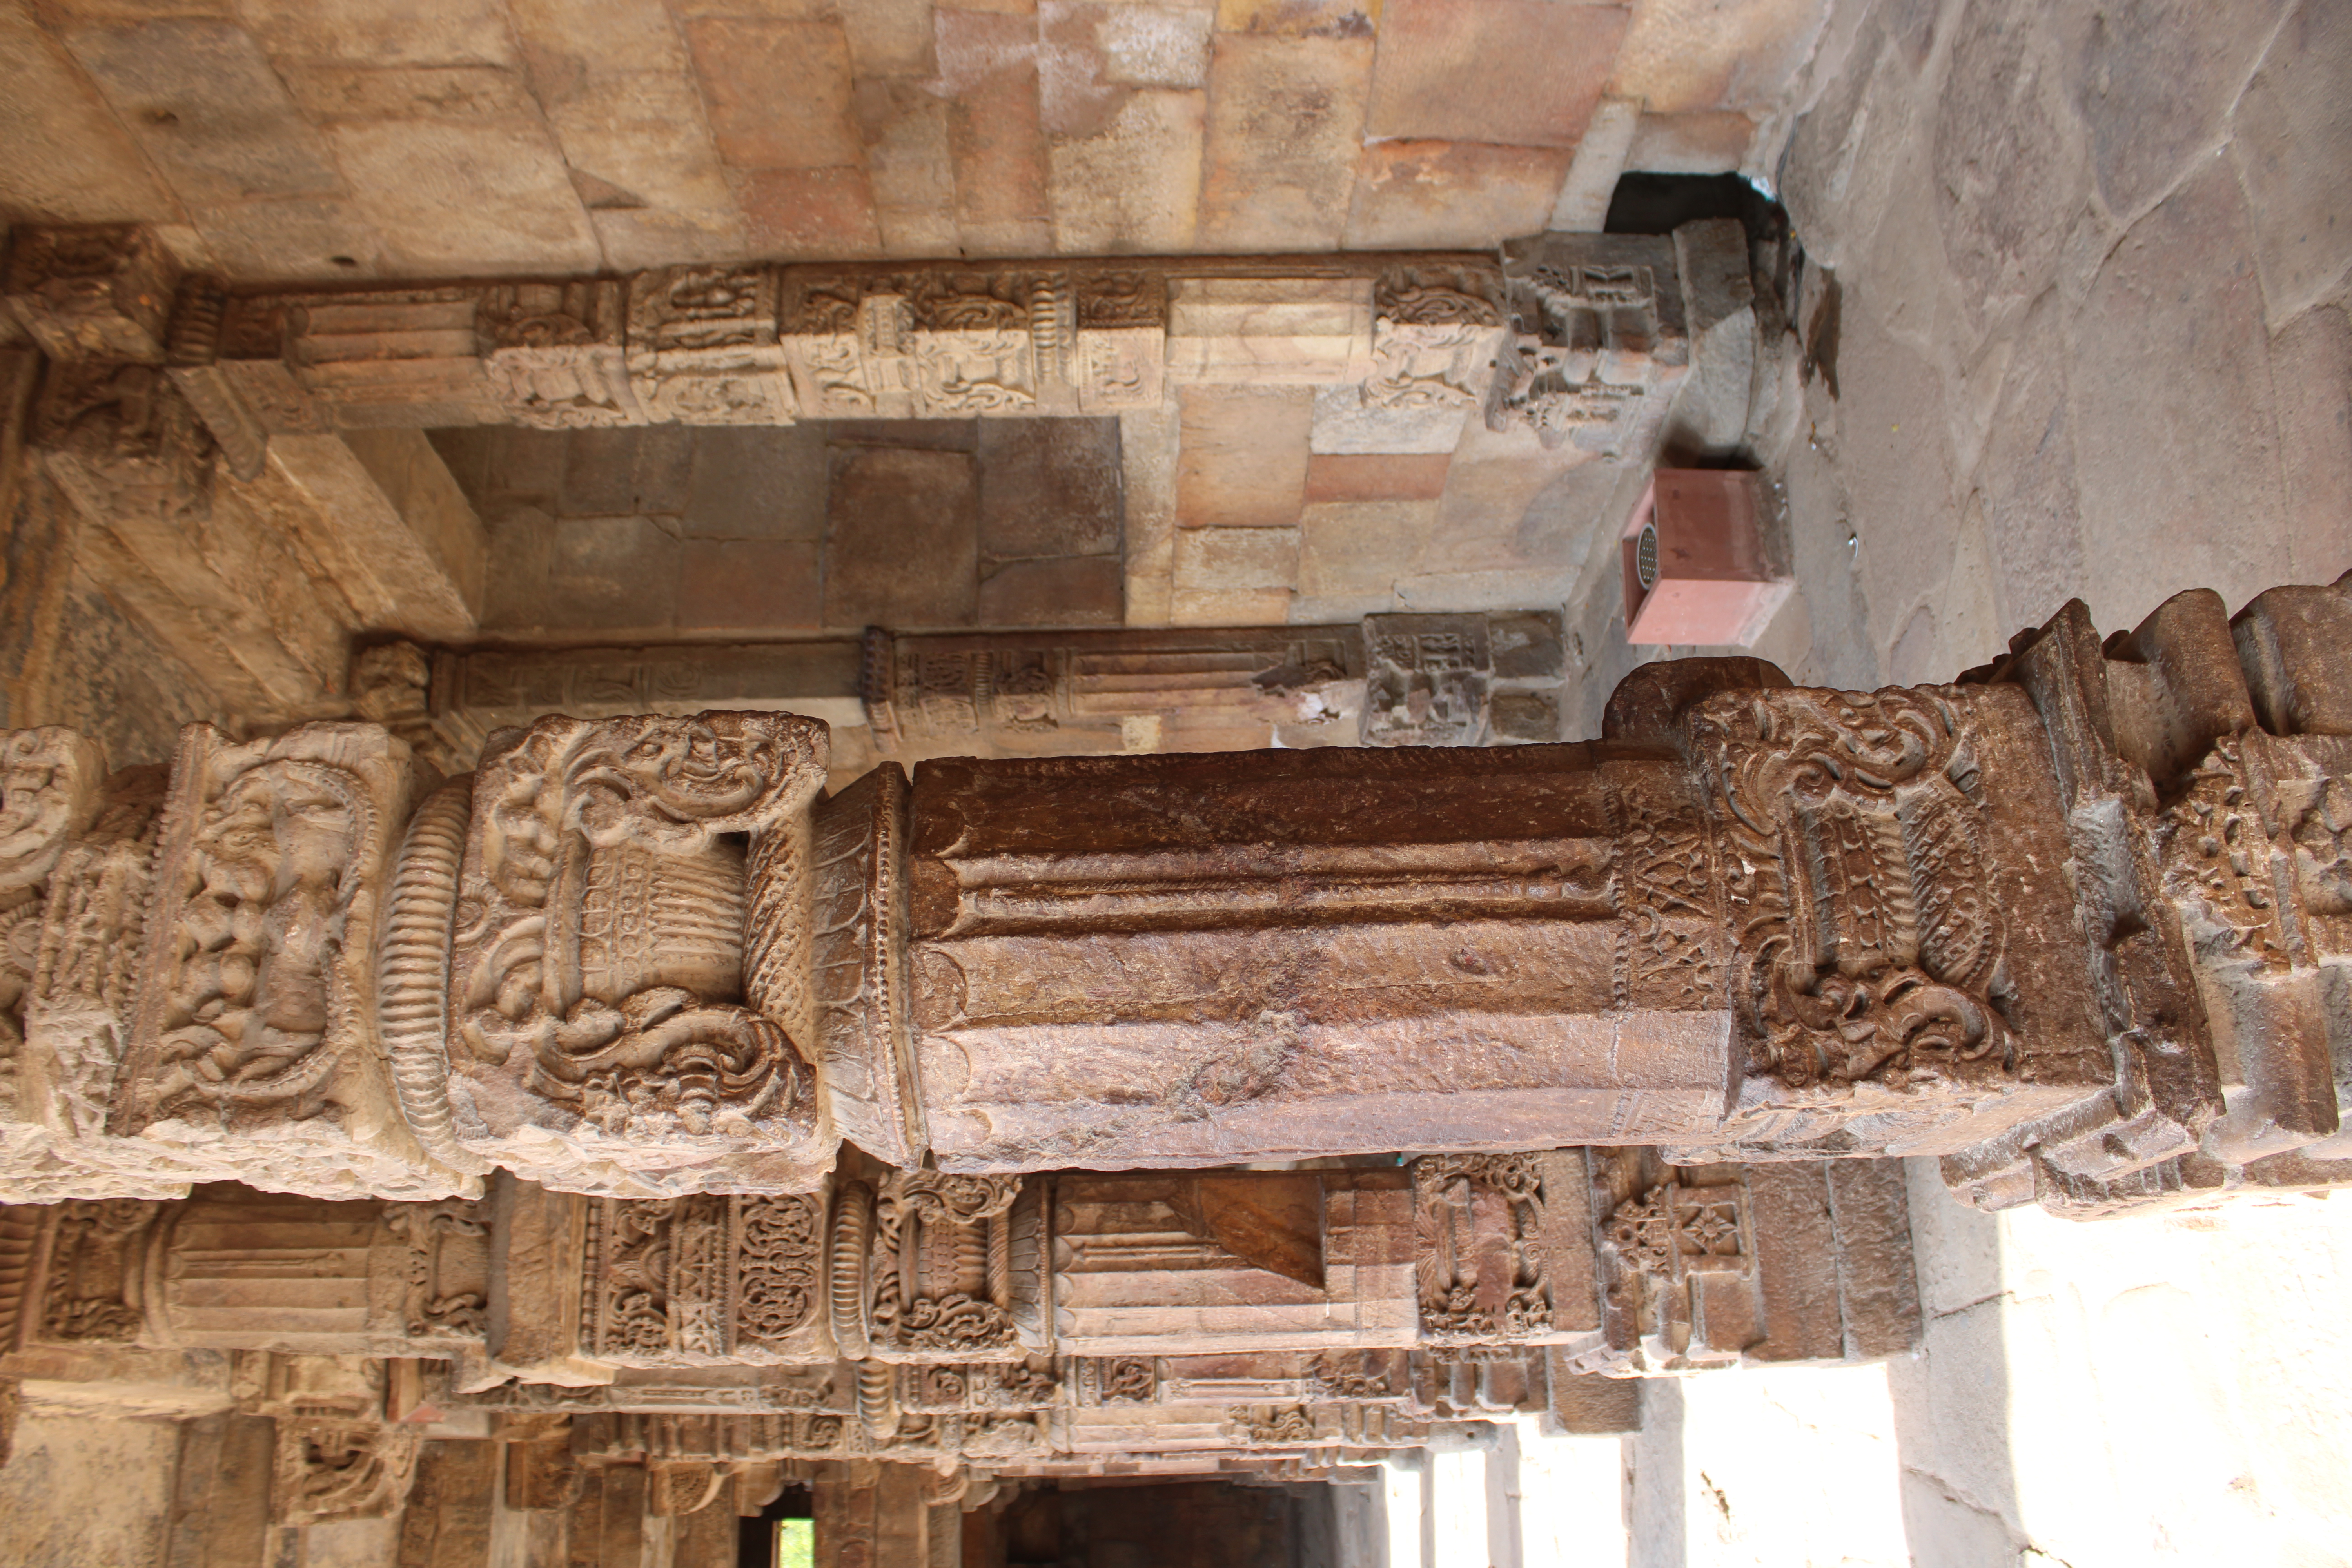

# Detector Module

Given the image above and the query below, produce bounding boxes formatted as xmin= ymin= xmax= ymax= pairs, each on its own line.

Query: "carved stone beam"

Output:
xmin=442 ymin=712 xmax=831 ymax=1196
xmin=4 ymin=1187 xmax=492 ymax=1360
xmin=2 ymin=225 xmax=179 ymax=365
xmin=895 ymin=742 xmax=1739 ymax=1172
xmin=1576 ymin=1149 xmax=1918 ymax=1374
xmin=1488 ymin=232 xmax=1690 ymax=456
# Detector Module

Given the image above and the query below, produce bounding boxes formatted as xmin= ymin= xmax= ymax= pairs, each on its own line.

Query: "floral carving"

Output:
xmin=737 ymin=1194 xmax=822 ymax=1346
xmin=1413 ymin=1154 xmax=1551 ymax=1344
xmin=1688 ymin=689 xmax=2012 ymax=1094
xmin=451 ymin=715 xmax=826 ymax=1185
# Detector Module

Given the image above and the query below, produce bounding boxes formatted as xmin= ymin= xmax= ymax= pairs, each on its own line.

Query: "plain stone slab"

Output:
xmin=1344 ymin=139 xmax=1572 ymax=250
xmin=0 ymin=6 xmax=180 ymax=224
xmin=65 ymin=20 xmax=346 ymax=208
xmin=677 ymin=538 xmax=823 ymax=632
xmin=1176 ymin=385 xmax=1313 ymax=528
xmin=1198 ymin=32 xmax=1372 ymax=251
xmin=1174 ymin=525 xmax=1301 ymax=594
xmin=1305 ymin=452 xmax=1452 ymax=504
xmin=978 ymin=555 xmax=1125 ymax=628
xmin=1610 ymin=0 xmax=1825 ymax=115
xmin=1049 ymin=87 xmax=1207 ymax=253
xmin=978 ymin=419 xmax=1123 ymax=560
xmin=1623 ymin=109 xmax=1759 ymax=174
xmin=1297 ymin=499 xmax=1436 ymax=598
xmin=326 ymin=118 xmax=603 ymax=272
xmin=940 ymin=8 xmax=1052 ymax=242
xmin=682 ymin=17 xmax=860 ymax=169
xmin=824 ymin=445 xmax=980 ymax=629
xmin=1365 ymin=0 xmax=1624 ymax=147
xmin=732 ymin=165 xmax=884 ymax=257
xmin=559 ymin=427 xmax=693 ymax=518
xmin=682 ymin=425 xmax=830 ymax=542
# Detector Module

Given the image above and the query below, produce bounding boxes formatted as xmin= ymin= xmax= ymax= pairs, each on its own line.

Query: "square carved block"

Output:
xmin=1621 ymin=469 xmax=1792 ymax=647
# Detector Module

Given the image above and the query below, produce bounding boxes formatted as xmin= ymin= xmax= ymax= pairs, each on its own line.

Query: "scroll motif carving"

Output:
xmin=480 ymin=280 xmax=640 ymax=429
xmin=381 ymin=1198 xmax=489 ymax=1340
xmin=868 ymin=1172 xmax=1024 ymax=1360
xmin=1413 ymin=1154 xmax=1551 ymax=1345
xmin=1688 ymin=688 xmax=2014 ymax=1096
xmin=2155 ymin=736 xmax=2291 ymax=972
xmin=1100 ymin=1357 xmax=1156 ymax=1404
xmin=1225 ymin=1404 xmax=1315 ymax=1445
xmin=736 ymin=1194 xmax=824 ymax=1348
xmin=272 ymin=1419 xmax=422 ymax=1525
xmin=38 ymin=1197 xmax=159 ymax=1342
xmin=1608 ymin=765 xmax=1724 ymax=1012
xmin=447 ymin=713 xmax=829 ymax=1196
xmin=581 ymin=1190 xmax=830 ymax=1364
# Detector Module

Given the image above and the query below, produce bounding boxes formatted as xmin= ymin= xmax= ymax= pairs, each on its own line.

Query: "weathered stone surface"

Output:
xmin=1607 ymin=0 xmax=1824 ymax=114
xmin=1345 ymin=141 xmax=1572 ymax=251
xmin=684 ymin=17 xmax=861 ymax=171
xmin=1366 ymin=0 xmax=1626 ymax=148
xmin=2071 ymin=0 xmax=2290 ymax=223
xmin=1049 ymin=89 xmax=1207 ymax=254
xmin=2272 ymin=305 xmax=2352 ymax=585
xmin=1623 ymin=109 xmax=1759 ymax=174
xmin=1175 ymin=385 xmax=1312 ymax=528
xmin=977 ymin=419 xmax=1123 ymax=560
xmin=825 ymin=446 xmax=980 ymax=630
xmin=0 ymin=7 xmax=179 ymax=226
xmin=1296 ymin=500 xmax=1436 ymax=601
xmin=509 ymin=0 xmax=748 ymax=269
xmin=1198 ymin=34 xmax=1372 ymax=251
xmin=978 ymin=556 xmax=1125 ymax=628
xmin=2071 ymin=158 xmax=2290 ymax=624
xmin=939 ymin=8 xmax=1053 ymax=254
xmin=2230 ymin=0 xmax=2352 ymax=323
xmin=680 ymin=540 xmax=824 ymax=633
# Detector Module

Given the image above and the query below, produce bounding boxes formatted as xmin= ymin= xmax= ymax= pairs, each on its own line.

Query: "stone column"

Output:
xmin=443 ymin=713 xmax=831 ymax=1198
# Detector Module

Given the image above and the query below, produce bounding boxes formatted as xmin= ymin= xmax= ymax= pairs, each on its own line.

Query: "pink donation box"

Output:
xmin=1621 ymin=469 xmax=1794 ymax=647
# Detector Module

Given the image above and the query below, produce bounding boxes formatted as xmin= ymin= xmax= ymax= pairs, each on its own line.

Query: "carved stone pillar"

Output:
xmin=443 ymin=713 xmax=830 ymax=1196
xmin=573 ymin=1190 xmax=833 ymax=1368
xmin=0 ymin=727 xmax=188 ymax=1201
xmin=837 ymin=1172 xmax=1045 ymax=1364
xmin=1579 ymin=1151 xmax=1918 ymax=1374
xmin=111 ymin=723 xmax=466 ymax=1199
xmin=8 ymin=1187 xmax=495 ymax=1359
